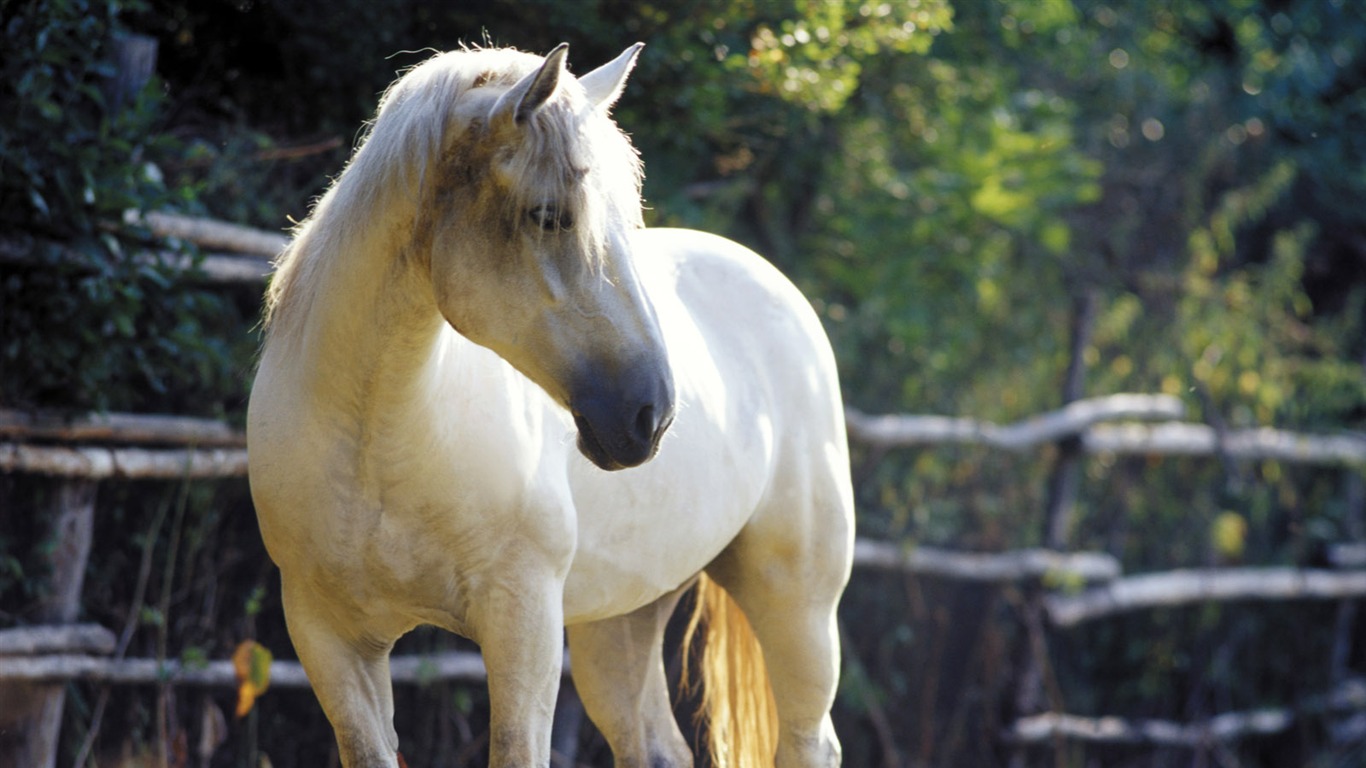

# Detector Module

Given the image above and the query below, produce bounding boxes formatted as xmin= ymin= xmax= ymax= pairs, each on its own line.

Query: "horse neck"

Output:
xmin=268 ymin=181 xmax=448 ymax=418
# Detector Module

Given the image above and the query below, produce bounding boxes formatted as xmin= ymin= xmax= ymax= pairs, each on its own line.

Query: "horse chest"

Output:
xmin=254 ymin=397 xmax=570 ymax=616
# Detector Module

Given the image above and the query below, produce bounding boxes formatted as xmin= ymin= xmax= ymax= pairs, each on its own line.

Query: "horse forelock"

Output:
xmin=264 ymin=47 xmax=645 ymax=340
xmin=495 ymin=98 xmax=644 ymax=263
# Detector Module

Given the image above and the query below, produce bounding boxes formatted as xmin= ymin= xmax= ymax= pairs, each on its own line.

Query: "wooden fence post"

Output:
xmin=0 ymin=29 xmax=158 ymax=768
xmin=1042 ymin=288 xmax=1099 ymax=549
xmin=0 ymin=481 xmax=96 ymax=768
xmin=101 ymin=32 xmax=159 ymax=112
xmin=1329 ymin=352 xmax=1366 ymax=747
xmin=1009 ymin=288 xmax=1099 ymax=768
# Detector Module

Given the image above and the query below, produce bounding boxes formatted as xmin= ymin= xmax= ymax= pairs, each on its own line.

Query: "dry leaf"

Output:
xmin=232 ymin=639 xmax=273 ymax=717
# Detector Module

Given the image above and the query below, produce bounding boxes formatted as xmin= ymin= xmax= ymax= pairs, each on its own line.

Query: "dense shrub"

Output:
xmin=0 ymin=0 xmax=252 ymax=414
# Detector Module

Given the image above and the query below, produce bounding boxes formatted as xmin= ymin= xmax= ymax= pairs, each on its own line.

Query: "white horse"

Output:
xmin=247 ymin=43 xmax=853 ymax=768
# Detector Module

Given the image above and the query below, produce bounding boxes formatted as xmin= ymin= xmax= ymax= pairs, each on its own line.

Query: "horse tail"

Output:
xmin=681 ymin=574 xmax=778 ymax=767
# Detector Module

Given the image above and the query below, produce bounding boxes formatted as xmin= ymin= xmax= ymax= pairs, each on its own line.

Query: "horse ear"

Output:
xmin=579 ymin=43 xmax=644 ymax=112
xmin=492 ymin=43 xmax=569 ymax=127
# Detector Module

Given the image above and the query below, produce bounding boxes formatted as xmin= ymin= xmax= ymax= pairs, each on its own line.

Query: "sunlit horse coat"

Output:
xmin=247 ymin=43 xmax=853 ymax=768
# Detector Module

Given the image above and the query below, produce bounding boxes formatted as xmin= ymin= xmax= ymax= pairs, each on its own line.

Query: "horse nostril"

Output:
xmin=633 ymin=402 xmax=674 ymax=449
xmin=633 ymin=404 xmax=657 ymax=444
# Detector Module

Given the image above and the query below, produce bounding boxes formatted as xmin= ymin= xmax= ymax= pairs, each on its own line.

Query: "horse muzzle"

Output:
xmin=570 ymin=365 xmax=675 ymax=471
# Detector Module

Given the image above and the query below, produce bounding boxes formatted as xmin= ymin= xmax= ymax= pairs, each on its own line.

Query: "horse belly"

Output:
xmin=562 ymin=416 xmax=767 ymax=623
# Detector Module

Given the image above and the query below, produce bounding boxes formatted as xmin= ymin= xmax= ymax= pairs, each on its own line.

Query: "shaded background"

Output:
xmin=2 ymin=0 xmax=1365 ymax=766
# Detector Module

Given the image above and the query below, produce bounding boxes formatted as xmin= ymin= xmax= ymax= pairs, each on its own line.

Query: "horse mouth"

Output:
xmin=568 ymin=362 xmax=675 ymax=471
xmin=572 ymin=410 xmax=663 ymax=471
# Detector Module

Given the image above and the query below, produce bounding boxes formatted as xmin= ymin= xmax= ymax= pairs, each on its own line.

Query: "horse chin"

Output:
xmin=576 ymin=432 xmax=626 ymax=471
xmin=573 ymin=412 xmax=657 ymax=471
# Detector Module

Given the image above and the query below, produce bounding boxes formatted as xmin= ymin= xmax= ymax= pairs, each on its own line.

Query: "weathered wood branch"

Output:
xmin=1006 ymin=709 xmax=1293 ymax=747
xmin=846 ymin=395 xmax=1366 ymax=465
xmin=0 ymin=235 xmax=272 ymax=284
xmin=845 ymin=394 xmax=1186 ymax=450
xmin=1331 ymin=542 xmax=1366 ymax=569
xmin=1085 ymin=422 xmax=1366 ymax=465
xmin=0 ymin=625 xmax=115 ymax=657
xmin=0 ymin=443 xmax=248 ymax=479
xmin=159 ymin=250 xmax=274 ymax=284
xmin=0 ymin=650 xmax=514 ymax=686
xmin=852 ymin=540 xmax=1120 ymax=583
xmin=124 ymin=211 xmax=288 ymax=258
xmin=0 ymin=410 xmax=244 ymax=447
xmin=1005 ymin=679 xmax=1366 ymax=747
xmin=1045 ymin=568 xmax=1366 ymax=627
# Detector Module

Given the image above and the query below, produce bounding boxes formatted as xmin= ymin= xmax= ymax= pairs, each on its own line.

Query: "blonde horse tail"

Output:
xmin=681 ymin=574 xmax=778 ymax=768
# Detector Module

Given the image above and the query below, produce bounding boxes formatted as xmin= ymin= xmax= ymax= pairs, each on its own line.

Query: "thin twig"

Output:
xmin=71 ymin=484 xmax=173 ymax=768
xmin=837 ymin=620 xmax=902 ymax=768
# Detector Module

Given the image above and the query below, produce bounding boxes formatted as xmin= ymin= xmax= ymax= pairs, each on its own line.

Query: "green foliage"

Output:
xmin=0 ymin=0 xmax=252 ymax=413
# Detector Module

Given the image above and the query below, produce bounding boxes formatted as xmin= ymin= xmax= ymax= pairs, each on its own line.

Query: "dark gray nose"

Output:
xmin=570 ymin=364 xmax=675 ymax=471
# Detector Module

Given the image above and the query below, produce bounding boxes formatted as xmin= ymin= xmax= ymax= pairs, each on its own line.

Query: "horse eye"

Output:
xmin=528 ymin=205 xmax=572 ymax=232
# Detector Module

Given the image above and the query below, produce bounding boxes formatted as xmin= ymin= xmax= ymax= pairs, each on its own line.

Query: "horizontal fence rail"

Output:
xmin=854 ymin=539 xmax=1119 ymax=583
xmin=122 ymin=210 xmax=288 ymax=257
xmin=847 ymin=397 xmax=1366 ymax=465
xmin=845 ymin=393 xmax=1186 ymax=450
xmin=1005 ymin=679 xmax=1366 ymax=747
xmin=0 ymin=236 xmax=273 ymax=286
xmin=0 ymin=624 xmax=115 ymax=657
xmin=1045 ymin=568 xmax=1366 ymax=627
xmin=0 ymin=443 xmax=248 ymax=479
xmin=0 ymin=621 xmax=532 ymax=687
xmin=0 ymin=211 xmax=282 ymax=286
xmin=1085 ymin=422 xmax=1366 ymax=465
xmin=0 ymin=651 xmax=490 ymax=687
xmin=0 ymin=409 xmax=243 ymax=447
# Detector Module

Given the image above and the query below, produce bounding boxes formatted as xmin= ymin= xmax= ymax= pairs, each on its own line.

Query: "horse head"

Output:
xmin=426 ymin=44 xmax=674 ymax=470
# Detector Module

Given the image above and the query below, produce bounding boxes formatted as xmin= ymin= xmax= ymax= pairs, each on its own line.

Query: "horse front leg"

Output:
xmin=282 ymin=578 xmax=401 ymax=768
xmin=471 ymin=568 xmax=567 ymax=768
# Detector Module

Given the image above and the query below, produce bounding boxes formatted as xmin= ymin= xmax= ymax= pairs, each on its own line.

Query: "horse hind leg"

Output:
xmin=707 ymin=483 xmax=853 ymax=767
xmin=565 ymin=585 xmax=693 ymax=768
xmin=281 ymin=579 xmax=401 ymax=768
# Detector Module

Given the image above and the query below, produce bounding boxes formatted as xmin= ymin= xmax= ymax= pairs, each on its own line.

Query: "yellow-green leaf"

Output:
xmin=233 ymin=639 xmax=273 ymax=718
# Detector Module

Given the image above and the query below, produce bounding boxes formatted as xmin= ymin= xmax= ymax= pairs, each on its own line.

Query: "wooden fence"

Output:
xmin=3 ymin=213 xmax=1366 ymax=765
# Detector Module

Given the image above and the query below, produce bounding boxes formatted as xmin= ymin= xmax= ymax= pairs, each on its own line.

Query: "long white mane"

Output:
xmin=263 ymin=47 xmax=645 ymax=346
